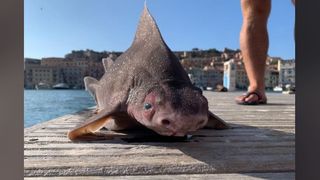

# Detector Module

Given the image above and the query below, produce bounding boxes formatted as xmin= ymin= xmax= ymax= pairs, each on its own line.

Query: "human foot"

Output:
xmin=235 ymin=90 xmax=267 ymax=105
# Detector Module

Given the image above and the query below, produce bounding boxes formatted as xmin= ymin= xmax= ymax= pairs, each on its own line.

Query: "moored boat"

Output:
xmin=273 ymin=86 xmax=283 ymax=92
xmin=52 ymin=83 xmax=70 ymax=89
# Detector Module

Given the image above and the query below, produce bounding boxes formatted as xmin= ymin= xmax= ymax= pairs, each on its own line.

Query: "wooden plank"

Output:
xmin=24 ymin=147 xmax=294 ymax=158
xmin=25 ymin=172 xmax=295 ymax=180
xmin=24 ymin=136 xmax=294 ymax=144
xmin=23 ymin=130 xmax=294 ymax=138
xmin=25 ymin=127 xmax=295 ymax=137
xmin=24 ymin=141 xmax=295 ymax=152
xmin=24 ymin=154 xmax=294 ymax=176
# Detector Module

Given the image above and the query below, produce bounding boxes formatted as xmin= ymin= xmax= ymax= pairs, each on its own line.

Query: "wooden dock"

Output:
xmin=24 ymin=92 xmax=295 ymax=179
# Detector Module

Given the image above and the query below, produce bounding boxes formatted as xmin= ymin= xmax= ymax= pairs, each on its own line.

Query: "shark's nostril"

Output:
xmin=161 ymin=119 xmax=171 ymax=126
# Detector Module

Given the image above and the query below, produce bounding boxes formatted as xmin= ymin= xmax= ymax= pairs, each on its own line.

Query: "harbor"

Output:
xmin=24 ymin=92 xmax=295 ymax=179
xmin=24 ymin=90 xmax=95 ymax=127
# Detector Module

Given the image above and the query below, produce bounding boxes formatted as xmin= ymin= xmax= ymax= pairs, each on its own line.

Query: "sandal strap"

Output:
xmin=244 ymin=91 xmax=263 ymax=100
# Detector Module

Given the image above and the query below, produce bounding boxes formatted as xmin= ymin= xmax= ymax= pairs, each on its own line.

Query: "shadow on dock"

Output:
xmin=61 ymin=122 xmax=295 ymax=178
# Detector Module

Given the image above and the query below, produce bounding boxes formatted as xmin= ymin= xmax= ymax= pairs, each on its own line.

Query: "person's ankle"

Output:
xmin=248 ymin=86 xmax=265 ymax=94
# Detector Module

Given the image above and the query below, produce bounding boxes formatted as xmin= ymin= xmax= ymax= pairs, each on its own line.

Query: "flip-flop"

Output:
xmin=235 ymin=91 xmax=267 ymax=105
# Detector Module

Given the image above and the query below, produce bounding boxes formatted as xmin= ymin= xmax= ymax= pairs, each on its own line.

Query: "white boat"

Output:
xmin=273 ymin=86 xmax=283 ymax=92
xmin=282 ymin=90 xmax=295 ymax=94
xmin=282 ymin=84 xmax=295 ymax=94
xmin=35 ymin=82 xmax=51 ymax=90
xmin=52 ymin=83 xmax=70 ymax=89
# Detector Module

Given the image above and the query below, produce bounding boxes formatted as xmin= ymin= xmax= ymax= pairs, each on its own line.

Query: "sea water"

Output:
xmin=24 ymin=90 xmax=95 ymax=127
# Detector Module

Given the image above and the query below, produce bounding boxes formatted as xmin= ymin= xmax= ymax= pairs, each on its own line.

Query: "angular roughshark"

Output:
xmin=68 ymin=4 xmax=228 ymax=140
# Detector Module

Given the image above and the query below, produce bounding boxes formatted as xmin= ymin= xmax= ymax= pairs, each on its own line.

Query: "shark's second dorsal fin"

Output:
xmin=84 ymin=77 xmax=99 ymax=105
xmin=102 ymin=57 xmax=114 ymax=72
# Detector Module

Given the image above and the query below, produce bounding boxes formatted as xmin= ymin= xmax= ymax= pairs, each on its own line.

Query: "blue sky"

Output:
xmin=24 ymin=0 xmax=295 ymax=59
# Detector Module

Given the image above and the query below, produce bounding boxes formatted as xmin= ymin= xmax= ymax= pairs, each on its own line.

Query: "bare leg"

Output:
xmin=236 ymin=0 xmax=271 ymax=103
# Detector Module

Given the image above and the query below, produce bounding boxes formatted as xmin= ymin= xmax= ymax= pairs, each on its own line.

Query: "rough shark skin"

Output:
xmin=68 ymin=5 xmax=229 ymax=140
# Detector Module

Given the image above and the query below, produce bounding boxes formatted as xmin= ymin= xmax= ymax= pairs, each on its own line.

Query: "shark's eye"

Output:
xmin=144 ymin=103 xmax=152 ymax=110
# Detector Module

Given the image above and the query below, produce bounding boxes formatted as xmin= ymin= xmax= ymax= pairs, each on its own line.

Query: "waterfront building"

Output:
xmin=180 ymin=57 xmax=214 ymax=69
xmin=24 ymin=51 xmax=108 ymax=89
xmin=24 ymin=58 xmax=64 ymax=89
xmin=186 ymin=66 xmax=223 ymax=89
xmin=223 ymin=59 xmax=237 ymax=91
xmin=223 ymin=59 xmax=280 ymax=91
xmin=41 ymin=57 xmax=65 ymax=66
xmin=24 ymin=48 xmax=286 ymax=90
xmin=202 ymin=66 xmax=223 ymax=89
xmin=278 ymin=59 xmax=295 ymax=87
xmin=235 ymin=62 xmax=249 ymax=90
xmin=221 ymin=48 xmax=241 ymax=60
xmin=265 ymin=69 xmax=279 ymax=90
xmin=186 ymin=67 xmax=203 ymax=87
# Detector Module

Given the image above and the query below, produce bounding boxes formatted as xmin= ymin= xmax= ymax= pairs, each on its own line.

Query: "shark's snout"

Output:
xmin=154 ymin=114 xmax=208 ymax=137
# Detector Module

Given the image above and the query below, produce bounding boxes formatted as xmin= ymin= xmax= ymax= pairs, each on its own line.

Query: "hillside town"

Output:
xmin=24 ymin=48 xmax=295 ymax=92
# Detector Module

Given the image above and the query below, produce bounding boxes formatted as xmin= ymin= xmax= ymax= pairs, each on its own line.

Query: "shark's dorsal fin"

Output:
xmin=132 ymin=4 xmax=166 ymax=47
xmin=102 ymin=57 xmax=114 ymax=72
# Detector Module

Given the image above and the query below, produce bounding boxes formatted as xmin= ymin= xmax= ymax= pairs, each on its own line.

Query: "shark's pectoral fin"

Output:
xmin=67 ymin=104 xmax=121 ymax=141
xmin=204 ymin=111 xmax=230 ymax=129
xmin=102 ymin=57 xmax=114 ymax=72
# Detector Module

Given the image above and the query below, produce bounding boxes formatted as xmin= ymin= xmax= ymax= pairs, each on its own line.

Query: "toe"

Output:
xmin=244 ymin=94 xmax=259 ymax=103
xmin=235 ymin=95 xmax=246 ymax=102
